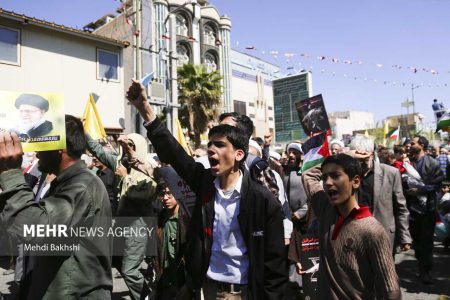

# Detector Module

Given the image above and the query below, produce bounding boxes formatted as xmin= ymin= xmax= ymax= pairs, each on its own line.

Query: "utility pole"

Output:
xmin=133 ymin=0 xmax=142 ymax=133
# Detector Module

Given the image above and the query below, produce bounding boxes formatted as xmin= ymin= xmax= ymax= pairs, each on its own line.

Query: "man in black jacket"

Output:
xmin=407 ymin=136 xmax=444 ymax=284
xmin=127 ymin=79 xmax=287 ymax=299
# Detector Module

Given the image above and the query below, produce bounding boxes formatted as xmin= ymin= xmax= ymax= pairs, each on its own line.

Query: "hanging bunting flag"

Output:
xmin=187 ymin=36 xmax=197 ymax=42
xmin=245 ymin=46 xmax=256 ymax=50
xmin=431 ymin=69 xmax=439 ymax=75
xmin=317 ymin=56 xmax=326 ymax=60
xmin=331 ymin=58 xmax=339 ymax=63
xmin=376 ymin=64 xmax=383 ymax=68
xmin=344 ymin=60 xmax=352 ymax=64
xmin=162 ymin=34 xmax=171 ymax=40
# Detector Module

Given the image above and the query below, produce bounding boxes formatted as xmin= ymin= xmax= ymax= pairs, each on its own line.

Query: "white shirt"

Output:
xmin=206 ymin=172 xmax=249 ymax=284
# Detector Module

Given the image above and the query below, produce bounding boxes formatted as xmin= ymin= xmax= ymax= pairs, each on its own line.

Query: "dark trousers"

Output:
xmin=409 ymin=210 xmax=435 ymax=271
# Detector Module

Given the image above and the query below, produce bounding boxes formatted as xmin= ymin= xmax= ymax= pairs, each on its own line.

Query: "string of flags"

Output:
xmin=238 ymin=43 xmax=444 ymax=76
xmin=236 ymin=42 xmax=448 ymax=88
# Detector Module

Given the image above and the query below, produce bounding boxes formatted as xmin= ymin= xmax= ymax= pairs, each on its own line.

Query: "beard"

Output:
xmin=359 ymin=159 xmax=373 ymax=175
xmin=287 ymin=157 xmax=301 ymax=169
xmin=37 ymin=150 xmax=61 ymax=174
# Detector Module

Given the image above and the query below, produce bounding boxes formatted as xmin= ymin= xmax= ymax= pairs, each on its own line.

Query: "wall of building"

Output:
xmin=328 ymin=110 xmax=374 ymax=139
xmin=0 ymin=18 xmax=125 ymax=129
xmin=230 ymin=49 xmax=280 ymax=137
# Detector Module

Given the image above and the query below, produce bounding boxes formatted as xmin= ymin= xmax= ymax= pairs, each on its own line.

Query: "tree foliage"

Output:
xmin=177 ymin=63 xmax=222 ymax=147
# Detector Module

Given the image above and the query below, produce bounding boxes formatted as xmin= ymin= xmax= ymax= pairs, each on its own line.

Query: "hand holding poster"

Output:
xmin=300 ymin=233 xmax=320 ymax=299
xmin=0 ymin=91 xmax=66 ymax=152
xmin=295 ymin=94 xmax=331 ymax=137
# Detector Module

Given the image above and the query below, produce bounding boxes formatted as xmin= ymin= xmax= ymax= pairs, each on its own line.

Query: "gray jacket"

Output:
xmin=371 ymin=162 xmax=412 ymax=249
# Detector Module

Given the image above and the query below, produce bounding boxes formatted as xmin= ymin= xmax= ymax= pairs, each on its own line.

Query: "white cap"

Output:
xmin=269 ymin=151 xmax=281 ymax=161
xmin=287 ymin=143 xmax=303 ymax=154
xmin=249 ymin=139 xmax=262 ymax=157
xmin=330 ymin=139 xmax=344 ymax=148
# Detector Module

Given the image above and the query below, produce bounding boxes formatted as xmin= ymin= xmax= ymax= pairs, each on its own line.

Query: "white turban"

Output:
xmin=249 ymin=139 xmax=262 ymax=156
xmin=287 ymin=143 xmax=303 ymax=154
xmin=330 ymin=139 xmax=344 ymax=148
xmin=269 ymin=151 xmax=281 ymax=161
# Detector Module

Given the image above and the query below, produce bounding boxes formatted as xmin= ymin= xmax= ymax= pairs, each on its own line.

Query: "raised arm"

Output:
xmin=126 ymin=80 xmax=206 ymax=193
xmin=301 ymin=165 xmax=328 ymax=218
xmin=85 ymin=134 xmax=118 ymax=171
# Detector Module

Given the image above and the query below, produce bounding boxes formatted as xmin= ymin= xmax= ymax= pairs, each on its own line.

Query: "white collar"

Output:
xmin=213 ymin=171 xmax=243 ymax=198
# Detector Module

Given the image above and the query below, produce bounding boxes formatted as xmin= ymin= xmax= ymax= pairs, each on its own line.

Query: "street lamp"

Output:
xmin=411 ymin=84 xmax=421 ymax=134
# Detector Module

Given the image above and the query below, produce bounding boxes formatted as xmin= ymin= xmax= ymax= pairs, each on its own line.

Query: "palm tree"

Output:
xmin=177 ymin=63 xmax=222 ymax=148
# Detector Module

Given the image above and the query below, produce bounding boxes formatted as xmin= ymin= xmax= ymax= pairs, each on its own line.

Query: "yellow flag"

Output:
xmin=364 ymin=129 xmax=369 ymax=137
xmin=82 ymin=94 xmax=106 ymax=140
xmin=384 ymin=120 xmax=389 ymax=136
xmin=383 ymin=120 xmax=389 ymax=146
xmin=175 ymin=118 xmax=192 ymax=155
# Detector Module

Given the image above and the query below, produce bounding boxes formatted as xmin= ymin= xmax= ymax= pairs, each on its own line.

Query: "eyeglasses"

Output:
xmin=158 ymin=190 xmax=173 ymax=197
xmin=19 ymin=109 xmax=41 ymax=114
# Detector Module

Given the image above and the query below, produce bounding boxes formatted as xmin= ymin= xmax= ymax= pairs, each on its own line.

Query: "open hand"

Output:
xmin=264 ymin=132 xmax=273 ymax=146
xmin=0 ymin=132 xmax=23 ymax=174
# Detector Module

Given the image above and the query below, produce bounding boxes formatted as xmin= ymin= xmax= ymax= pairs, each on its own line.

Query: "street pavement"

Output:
xmin=0 ymin=243 xmax=449 ymax=299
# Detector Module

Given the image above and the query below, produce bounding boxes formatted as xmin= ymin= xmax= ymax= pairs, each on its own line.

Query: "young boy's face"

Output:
xmin=207 ymin=134 xmax=244 ymax=177
xmin=159 ymin=187 xmax=178 ymax=210
xmin=442 ymin=185 xmax=450 ymax=194
xmin=322 ymin=163 xmax=360 ymax=206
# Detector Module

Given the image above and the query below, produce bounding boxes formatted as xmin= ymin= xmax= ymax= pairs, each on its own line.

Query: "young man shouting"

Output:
xmin=302 ymin=154 xmax=401 ymax=299
xmin=126 ymin=80 xmax=287 ymax=299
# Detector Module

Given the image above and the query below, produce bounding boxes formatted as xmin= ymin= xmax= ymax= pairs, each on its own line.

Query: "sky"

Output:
xmin=1 ymin=0 xmax=449 ymax=127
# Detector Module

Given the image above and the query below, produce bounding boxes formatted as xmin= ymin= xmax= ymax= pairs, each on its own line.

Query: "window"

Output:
xmin=234 ymin=100 xmax=246 ymax=115
xmin=205 ymin=52 xmax=217 ymax=73
xmin=176 ymin=15 xmax=188 ymax=36
xmin=0 ymin=26 xmax=20 ymax=65
xmin=203 ymin=25 xmax=216 ymax=46
xmin=176 ymin=44 xmax=190 ymax=66
xmin=97 ymin=49 xmax=119 ymax=81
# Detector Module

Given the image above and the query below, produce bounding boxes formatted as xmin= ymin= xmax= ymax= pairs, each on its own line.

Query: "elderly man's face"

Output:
xmin=18 ymin=104 xmax=45 ymax=125
xmin=330 ymin=144 xmax=342 ymax=156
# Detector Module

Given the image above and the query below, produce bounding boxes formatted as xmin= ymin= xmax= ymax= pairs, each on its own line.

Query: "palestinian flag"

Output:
xmin=436 ymin=111 xmax=450 ymax=132
xmin=386 ymin=126 xmax=399 ymax=139
xmin=300 ymin=131 xmax=329 ymax=174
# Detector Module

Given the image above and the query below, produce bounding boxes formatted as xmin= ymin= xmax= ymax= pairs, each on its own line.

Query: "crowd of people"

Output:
xmin=0 ymin=79 xmax=447 ymax=299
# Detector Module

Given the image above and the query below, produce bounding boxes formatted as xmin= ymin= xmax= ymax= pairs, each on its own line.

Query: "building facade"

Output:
xmin=0 ymin=9 xmax=128 ymax=132
xmin=273 ymin=73 xmax=313 ymax=143
xmin=230 ymin=49 xmax=280 ymax=137
xmin=88 ymin=0 xmax=232 ymax=134
xmin=328 ymin=111 xmax=374 ymax=140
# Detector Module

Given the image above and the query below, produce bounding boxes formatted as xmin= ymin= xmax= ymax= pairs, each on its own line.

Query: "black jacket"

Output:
xmin=144 ymin=118 xmax=287 ymax=299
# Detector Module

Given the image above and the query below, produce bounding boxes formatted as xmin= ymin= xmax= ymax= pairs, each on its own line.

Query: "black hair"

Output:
xmin=253 ymin=137 xmax=264 ymax=147
xmin=415 ymin=135 xmax=429 ymax=150
xmin=403 ymin=138 xmax=411 ymax=146
xmin=155 ymin=179 xmax=170 ymax=197
xmin=208 ymin=124 xmax=249 ymax=163
xmin=321 ymin=153 xmax=362 ymax=180
xmin=65 ymin=115 xmax=87 ymax=159
xmin=218 ymin=112 xmax=254 ymax=140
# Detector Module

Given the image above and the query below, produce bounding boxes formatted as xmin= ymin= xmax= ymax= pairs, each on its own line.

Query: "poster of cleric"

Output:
xmin=0 ymin=91 xmax=66 ymax=152
xmin=295 ymin=94 xmax=331 ymax=137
